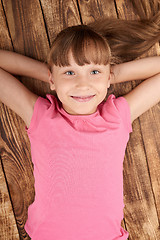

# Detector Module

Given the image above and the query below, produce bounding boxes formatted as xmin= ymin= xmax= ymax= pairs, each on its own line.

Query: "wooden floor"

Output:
xmin=0 ymin=0 xmax=160 ymax=239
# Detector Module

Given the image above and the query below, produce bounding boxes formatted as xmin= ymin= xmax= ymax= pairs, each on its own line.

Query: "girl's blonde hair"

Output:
xmin=48 ymin=1 xmax=160 ymax=70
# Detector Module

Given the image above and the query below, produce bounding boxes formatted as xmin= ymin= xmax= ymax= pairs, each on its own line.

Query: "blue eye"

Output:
xmin=91 ymin=70 xmax=100 ymax=75
xmin=65 ymin=71 xmax=74 ymax=75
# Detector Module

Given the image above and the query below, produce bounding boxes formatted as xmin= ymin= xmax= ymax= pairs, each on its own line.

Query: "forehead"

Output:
xmin=64 ymin=50 xmax=110 ymax=67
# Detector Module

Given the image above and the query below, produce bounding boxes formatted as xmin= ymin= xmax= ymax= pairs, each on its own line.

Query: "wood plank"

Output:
xmin=0 ymin=157 xmax=20 ymax=240
xmin=1 ymin=0 xmax=51 ymax=239
xmin=0 ymin=156 xmax=20 ymax=240
xmin=77 ymin=0 xmax=117 ymax=24
xmin=2 ymin=0 xmax=50 ymax=96
xmin=0 ymin=1 xmax=20 ymax=239
xmin=40 ymin=0 xmax=81 ymax=44
xmin=115 ymin=0 xmax=160 ymax=239
xmin=0 ymin=104 xmax=35 ymax=240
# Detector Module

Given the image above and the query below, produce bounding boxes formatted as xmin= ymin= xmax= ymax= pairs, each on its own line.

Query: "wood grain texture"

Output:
xmin=2 ymin=0 xmax=50 ymax=96
xmin=0 ymin=156 xmax=20 ymax=240
xmin=0 ymin=0 xmax=51 ymax=239
xmin=0 ymin=1 xmax=20 ymax=239
xmin=0 ymin=104 xmax=35 ymax=240
xmin=40 ymin=0 xmax=81 ymax=45
xmin=116 ymin=0 xmax=160 ymax=239
xmin=77 ymin=0 xmax=117 ymax=24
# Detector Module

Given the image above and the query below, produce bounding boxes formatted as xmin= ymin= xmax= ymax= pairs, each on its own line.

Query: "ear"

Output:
xmin=109 ymin=70 xmax=115 ymax=85
xmin=48 ymin=70 xmax=55 ymax=91
xmin=107 ymin=73 xmax=112 ymax=88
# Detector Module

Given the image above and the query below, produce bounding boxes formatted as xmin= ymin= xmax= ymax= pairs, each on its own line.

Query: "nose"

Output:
xmin=75 ymin=75 xmax=90 ymax=89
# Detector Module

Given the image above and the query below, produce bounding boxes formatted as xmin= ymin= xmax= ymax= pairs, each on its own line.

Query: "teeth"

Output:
xmin=72 ymin=95 xmax=94 ymax=98
xmin=78 ymin=96 xmax=90 ymax=98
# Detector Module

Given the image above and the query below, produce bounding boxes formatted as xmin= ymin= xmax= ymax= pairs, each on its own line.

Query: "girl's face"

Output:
xmin=49 ymin=52 xmax=111 ymax=115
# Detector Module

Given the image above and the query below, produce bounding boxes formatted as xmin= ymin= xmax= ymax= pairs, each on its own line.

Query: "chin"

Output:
xmin=63 ymin=103 xmax=97 ymax=115
xmin=71 ymin=108 xmax=97 ymax=115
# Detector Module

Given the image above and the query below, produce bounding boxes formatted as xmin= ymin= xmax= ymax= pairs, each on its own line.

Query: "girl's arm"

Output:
xmin=111 ymin=57 xmax=160 ymax=123
xmin=0 ymin=50 xmax=49 ymax=82
xmin=111 ymin=56 xmax=160 ymax=84
xmin=123 ymin=73 xmax=160 ymax=123
xmin=0 ymin=67 xmax=38 ymax=128
xmin=0 ymin=50 xmax=45 ymax=128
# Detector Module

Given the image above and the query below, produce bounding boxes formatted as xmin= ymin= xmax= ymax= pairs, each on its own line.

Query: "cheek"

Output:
xmin=55 ymin=82 xmax=70 ymax=100
xmin=98 ymin=82 xmax=108 ymax=97
xmin=97 ymin=80 xmax=108 ymax=90
xmin=54 ymin=80 xmax=66 ymax=92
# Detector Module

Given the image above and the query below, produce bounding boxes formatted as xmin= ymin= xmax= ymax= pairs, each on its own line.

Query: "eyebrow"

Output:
xmin=57 ymin=63 xmax=110 ymax=73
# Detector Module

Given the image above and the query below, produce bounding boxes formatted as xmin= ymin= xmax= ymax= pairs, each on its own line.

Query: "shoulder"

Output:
xmin=104 ymin=94 xmax=130 ymax=113
xmin=25 ymin=94 xmax=57 ymax=132
xmin=100 ymin=94 xmax=132 ymax=133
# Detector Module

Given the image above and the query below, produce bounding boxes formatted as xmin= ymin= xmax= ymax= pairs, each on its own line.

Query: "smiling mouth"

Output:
xmin=71 ymin=95 xmax=96 ymax=102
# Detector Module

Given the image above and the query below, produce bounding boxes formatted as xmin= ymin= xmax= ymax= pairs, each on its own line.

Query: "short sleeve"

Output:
xmin=25 ymin=96 xmax=52 ymax=134
xmin=114 ymin=96 xmax=132 ymax=133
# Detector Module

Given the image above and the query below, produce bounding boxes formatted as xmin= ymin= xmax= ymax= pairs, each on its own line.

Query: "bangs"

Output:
xmin=48 ymin=25 xmax=111 ymax=69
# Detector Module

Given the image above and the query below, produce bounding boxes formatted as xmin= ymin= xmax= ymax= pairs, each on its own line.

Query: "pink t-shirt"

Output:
xmin=24 ymin=94 xmax=132 ymax=240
